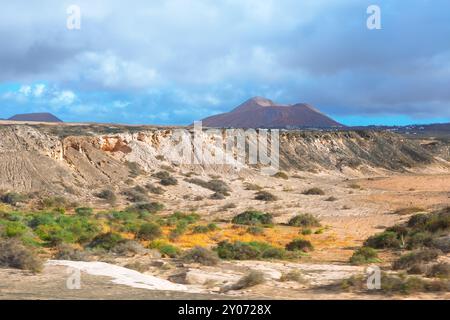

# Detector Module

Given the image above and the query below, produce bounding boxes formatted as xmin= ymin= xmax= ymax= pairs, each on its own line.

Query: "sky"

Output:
xmin=1 ymin=0 xmax=450 ymax=126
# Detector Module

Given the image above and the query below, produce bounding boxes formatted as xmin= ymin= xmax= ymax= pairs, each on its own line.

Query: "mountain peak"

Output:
xmin=8 ymin=112 xmax=63 ymax=123
xmin=201 ymin=97 xmax=343 ymax=128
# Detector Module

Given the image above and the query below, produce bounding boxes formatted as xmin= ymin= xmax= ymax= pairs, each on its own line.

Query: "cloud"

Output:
xmin=0 ymin=0 xmax=449 ymax=124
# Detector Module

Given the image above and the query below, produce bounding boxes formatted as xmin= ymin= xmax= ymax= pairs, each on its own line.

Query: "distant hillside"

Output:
xmin=8 ymin=113 xmax=63 ymax=123
xmin=200 ymin=97 xmax=343 ymax=128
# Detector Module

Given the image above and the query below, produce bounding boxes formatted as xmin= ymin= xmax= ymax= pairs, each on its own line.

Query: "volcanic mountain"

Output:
xmin=200 ymin=97 xmax=343 ymax=128
xmin=8 ymin=113 xmax=63 ymax=123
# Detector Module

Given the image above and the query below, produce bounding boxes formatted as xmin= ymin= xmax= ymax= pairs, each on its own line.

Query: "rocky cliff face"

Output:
xmin=0 ymin=124 xmax=448 ymax=194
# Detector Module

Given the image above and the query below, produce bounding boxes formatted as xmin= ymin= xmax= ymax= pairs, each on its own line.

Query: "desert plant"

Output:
xmin=255 ymin=191 xmax=278 ymax=201
xmin=160 ymin=176 xmax=178 ymax=186
xmin=246 ymin=226 xmax=264 ymax=235
xmin=232 ymin=211 xmax=273 ymax=226
xmin=288 ymin=214 xmax=321 ymax=228
xmin=0 ymin=239 xmax=42 ymax=272
xmin=145 ymin=183 xmax=165 ymax=195
xmin=112 ymin=240 xmax=148 ymax=256
xmin=285 ymin=239 xmax=314 ymax=252
xmin=392 ymin=207 xmax=426 ymax=215
xmin=182 ymin=246 xmax=219 ymax=266
xmin=149 ymin=240 xmax=180 ymax=258
xmin=75 ymin=207 xmax=93 ymax=217
xmin=279 ymin=270 xmax=304 ymax=283
xmin=243 ymin=183 xmax=262 ymax=191
xmin=393 ymin=249 xmax=441 ymax=270
xmin=427 ymin=263 xmax=450 ymax=279
xmin=130 ymin=202 xmax=165 ymax=213
xmin=136 ymin=223 xmax=162 ymax=241
xmin=229 ymin=271 xmax=265 ymax=291
xmin=302 ymin=188 xmax=325 ymax=196
xmin=364 ymin=231 xmax=401 ymax=249
xmin=1 ymin=192 xmax=27 ymax=206
xmin=88 ymin=232 xmax=124 ymax=251
xmin=54 ymin=244 xmax=91 ymax=261
xmin=349 ymin=247 xmax=380 ymax=265
xmin=95 ymin=189 xmax=117 ymax=204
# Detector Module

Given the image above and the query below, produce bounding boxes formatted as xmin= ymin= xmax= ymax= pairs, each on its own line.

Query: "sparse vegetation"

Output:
xmin=185 ymin=178 xmax=230 ymax=194
xmin=285 ymin=239 xmax=314 ymax=252
xmin=246 ymin=226 xmax=264 ymax=235
xmin=228 ymin=271 xmax=265 ymax=291
xmin=302 ymin=188 xmax=325 ymax=196
xmin=149 ymin=240 xmax=180 ymax=258
xmin=95 ymin=189 xmax=117 ymax=204
xmin=136 ymin=223 xmax=162 ymax=241
xmin=145 ymin=183 xmax=165 ymax=195
xmin=279 ymin=270 xmax=304 ymax=283
xmin=254 ymin=191 xmax=278 ymax=202
xmin=0 ymin=238 xmax=43 ymax=272
xmin=232 ymin=211 xmax=273 ymax=226
xmin=75 ymin=207 xmax=93 ymax=217
xmin=392 ymin=249 xmax=441 ymax=271
xmin=1 ymin=192 xmax=27 ymax=206
xmin=364 ymin=231 xmax=401 ymax=249
xmin=392 ymin=207 xmax=426 ymax=215
xmin=349 ymin=247 xmax=380 ymax=265
xmin=288 ymin=214 xmax=321 ymax=228
xmin=153 ymin=171 xmax=178 ymax=186
xmin=182 ymin=246 xmax=219 ymax=266
xmin=215 ymin=241 xmax=286 ymax=260
xmin=88 ymin=232 xmax=123 ymax=251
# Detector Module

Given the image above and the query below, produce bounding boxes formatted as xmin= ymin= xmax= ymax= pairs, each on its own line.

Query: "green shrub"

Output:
xmin=186 ymin=178 xmax=230 ymax=193
xmin=229 ymin=271 xmax=265 ymax=291
xmin=182 ymin=246 xmax=219 ymax=266
xmin=145 ymin=183 xmax=165 ymax=195
xmin=1 ymin=221 xmax=29 ymax=238
xmin=136 ymin=223 xmax=162 ymax=241
xmin=169 ymin=221 xmax=188 ymax=240
xmin=130 ymin=202 xmax=165 ymax=213
xmin=232 ymin=211 xmax=273 ymax=226
xmin=95 ymin=189 xmax=117 ymax=204
xmin=54 ymin=244 xmax=91 ymax=261
xmin=215 ymin=241 xmax=285 ymax=260
xmin=406 ymin=232 xmax=434 ymax=249
xmin=164 ymin=212 xmax=200 ymax=226
xmin=152 ymin=171 xmax=171 ymax=179
xmin=39 ymin=196 xmax=69 ymax=209
xmin=349 ymin=247 xmax=380 ymax=265
xmin=285 ymin=239 xmax=314 ymax=252
xmin=301 ymin=229 xmax=313 ymax=235
xmin=88 ymin=232 xmax=124 ymax=251
xmin=111 ymin=240 xmax=148 ymax=256
xmin=247 ymin=226 xmax=264 ymax=235
xmin=192 ymin=225 xmax=210 ymax=234
xmin=393 ymin=249 xmax=441 ymax=270
xmin=302 ymin=188 xmax=325 ymax=196
xmin=75 ymin=207 xmax=93 ymax=217
xmin=427 ymin=263 xmax=450 ymax=279
xmin=216 ymin=241 xmax=261 ymax=260
xmin=160 ymin=176 xmax=178 ymax=186
xmin=149 ymin=240 xmax=180 ymax=258
xmin=288 ymin=214 xmax=321 ymax=228
xmin=1 ymin=192 xmax=27 ymax=205
xmin=0 ymin=239 xmax=43 ymax=272
xmin=364 ymin=231 xmax=401 ymax=249
xmin=123 ymin=189 xmax=149 ymax=203
xmin=254 ymin=191 xmax=278 ymax=201
xmin=279 ymin=270 xmax=304 ymax=283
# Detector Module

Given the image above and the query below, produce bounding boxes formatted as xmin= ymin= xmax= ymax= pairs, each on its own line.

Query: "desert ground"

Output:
xmin=0 ymin=123 xmax=449 ymax=299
